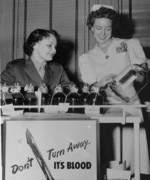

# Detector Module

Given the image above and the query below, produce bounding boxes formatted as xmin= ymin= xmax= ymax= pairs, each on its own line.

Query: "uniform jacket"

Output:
xmin=0 ymin=58 xmax=70 ymax=91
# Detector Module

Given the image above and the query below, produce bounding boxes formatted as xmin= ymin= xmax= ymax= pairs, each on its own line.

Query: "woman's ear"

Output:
xmin=91 ymin=27 xmax=94 ymax=32
xmin=33 ymin=43 xmax=38 ymax=50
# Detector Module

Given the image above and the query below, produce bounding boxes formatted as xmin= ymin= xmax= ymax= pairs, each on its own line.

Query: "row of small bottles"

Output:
xmin=0 ymin=82 xmax=104 ymax=113
xmin=0 ymin=83 xmax=51 ymax=109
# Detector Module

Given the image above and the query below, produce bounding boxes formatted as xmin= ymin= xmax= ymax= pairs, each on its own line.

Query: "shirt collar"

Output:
xmin=31 ymin=58 xmax=46 ymax=71
xmin=95 ymin=37 xmax=114 ymax=50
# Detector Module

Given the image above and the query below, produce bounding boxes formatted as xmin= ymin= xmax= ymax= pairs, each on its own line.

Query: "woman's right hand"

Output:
xmin=97 ymin=74 xmax=116 ymax=88
xmin=145 ymin=102 xmax=150 ymax=112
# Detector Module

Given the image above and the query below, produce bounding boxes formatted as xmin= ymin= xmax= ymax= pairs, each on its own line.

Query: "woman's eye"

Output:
xmin=106 ymin=28 xmax=112 ymax=31
xmin=96 ymin=27 xmax=101 ymax=30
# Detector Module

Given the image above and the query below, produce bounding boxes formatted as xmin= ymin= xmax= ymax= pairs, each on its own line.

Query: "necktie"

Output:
xmin=39 ymin=65 xmax=45 ymax=80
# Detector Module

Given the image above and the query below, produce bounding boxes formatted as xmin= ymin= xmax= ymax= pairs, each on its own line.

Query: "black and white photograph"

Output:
xmin=0 ymin=0 xmax=150 ymax=180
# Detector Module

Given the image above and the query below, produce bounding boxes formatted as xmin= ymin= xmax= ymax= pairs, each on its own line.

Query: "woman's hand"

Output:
xmin=145 ymin=102 xmax=150 ymax=112
xmin=146 ymin=59 xmax=150 ymax=70
xmin=96 ymin=74 xmax=116 ymax=88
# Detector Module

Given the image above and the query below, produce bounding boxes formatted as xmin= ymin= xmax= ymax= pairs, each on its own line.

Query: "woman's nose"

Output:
xmin=52 ymin=46 xmax=56 ymax=53
xmin=101 ymin=29 xmax=106 ymax=36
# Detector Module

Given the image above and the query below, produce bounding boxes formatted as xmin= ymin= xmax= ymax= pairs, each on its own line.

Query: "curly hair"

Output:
xmin=86 ymin=7 xmax=135 ymax=38
xmin=23 ymin=29 xmax=60 ymax=56
xmin=86 ymin=7 xmax=119 ymax=36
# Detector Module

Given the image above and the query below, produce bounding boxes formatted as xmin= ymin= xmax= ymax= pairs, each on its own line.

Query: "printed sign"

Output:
xmin=3 ymin=119 xmax=99 ymax=180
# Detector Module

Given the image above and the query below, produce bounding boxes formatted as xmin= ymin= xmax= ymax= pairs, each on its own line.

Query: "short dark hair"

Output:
xmin=23 ymin=29 xmax=60 ymax=56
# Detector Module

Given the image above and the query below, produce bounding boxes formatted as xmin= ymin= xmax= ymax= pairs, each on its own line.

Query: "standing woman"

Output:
xmin=0 ymin=29 xmax=70 ymax=92
xmin=79 ymin=5 xmax=150 ymax=175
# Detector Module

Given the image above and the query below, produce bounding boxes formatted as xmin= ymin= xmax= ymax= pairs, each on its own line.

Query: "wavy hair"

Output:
xmin=86 ymin=7 xmax=119 ymax=37
xmin=23 ymin=29 xmax=60 ymax=56
xmin=86 ymin=7 xmax=135 ymax=38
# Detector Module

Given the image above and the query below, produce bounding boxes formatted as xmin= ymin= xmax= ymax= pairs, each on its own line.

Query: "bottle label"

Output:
xmin=2 ymin=104 xmax=23 ymax=116
xmin=58 ymin=103 xmax=69 ymax=112
xmin=122 ymin=75 xmax=137 ymax=89
xmin=85 ymin=106 xmax=102 ymax=115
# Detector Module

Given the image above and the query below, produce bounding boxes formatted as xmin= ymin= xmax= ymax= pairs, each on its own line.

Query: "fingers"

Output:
xmin=104 ymin=74 xmax=116 ymax=79
xmin=104 ymin=78 xmax=113 ymax=84
xmin=97 ymin=74 xmax=116 ymax=88
xmin=146 ymin=59 xmax=150 ymax=69
xmin=145 ymin=101 xmax=150 ymax=112
xmin=103 ymin=74 xmax=116 ymax=83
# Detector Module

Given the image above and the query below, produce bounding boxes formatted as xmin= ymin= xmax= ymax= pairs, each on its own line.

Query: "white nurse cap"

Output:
xmin=91 ymin=4 xmax=114 ymax=12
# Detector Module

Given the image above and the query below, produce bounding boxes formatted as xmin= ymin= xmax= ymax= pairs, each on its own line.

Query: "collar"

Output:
xmin=31 ymin=58 xmax=46 ymax=71
xmin=95 ymin=37 xmax=114 ymax=50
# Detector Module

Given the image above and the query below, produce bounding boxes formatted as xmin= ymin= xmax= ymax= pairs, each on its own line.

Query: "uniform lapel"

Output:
xmin=24 ymin=58 xmax=43 ymax=85
xmin=43 ymin=62 xmax=54 ymax=85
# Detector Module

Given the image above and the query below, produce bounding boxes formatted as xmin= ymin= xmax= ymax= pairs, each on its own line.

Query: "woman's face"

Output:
xmin=33 ymin=34 xmax=57 ymax=63
xmin=91 ymin=18 xmax=112 ymax=45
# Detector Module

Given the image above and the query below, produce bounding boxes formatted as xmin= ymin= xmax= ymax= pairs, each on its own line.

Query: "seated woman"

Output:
xmin=79 ymin=4 xmax=150 ymax=176
xmin=0 ymin=29 xmax=71 ymax=92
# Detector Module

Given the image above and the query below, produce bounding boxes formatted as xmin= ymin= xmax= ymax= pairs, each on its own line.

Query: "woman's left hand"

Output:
xmin=145 ymin=102 xmax=150 ymax=112
xmin=146 ymin=59 xmax=150 ymax=69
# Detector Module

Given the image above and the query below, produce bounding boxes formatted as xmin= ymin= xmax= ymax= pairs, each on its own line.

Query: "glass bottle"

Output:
xmin=38 ymin=84 xmax=51 ymax=112
xmin=80 ymin=83 xmax=90 ymax=113
xmin=50 ymin=84 xmax=66 ymax=105
xmin=11 ymin=83 xmax=24 ymax=110
xmin=66 ymin=83 xmax=80 ymax=113
xmin=0 ymin=90 xmax=5 ymax=106
xmin=107 ymin=62 xmax=149 ymax=103
xmin=0 ymin=90 xmax=5 ymax=116
xmin=1 ymin=83 xmax=13 ymax=105
xmin=24 ymin=84 xmax=37 ymax=112
xmin=87 ymin=84 xmax=104 ymax=114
